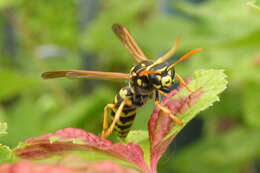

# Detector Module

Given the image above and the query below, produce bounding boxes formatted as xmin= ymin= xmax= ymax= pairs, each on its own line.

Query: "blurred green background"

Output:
xmin=0 ymin=0 xmax=260 ymax=172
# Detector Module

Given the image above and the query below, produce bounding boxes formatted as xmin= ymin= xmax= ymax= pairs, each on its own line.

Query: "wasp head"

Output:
xmin=146 ymin=62 xmax=175 ymax=93
xmin=130 ymin=61 xmax=175 ymax=94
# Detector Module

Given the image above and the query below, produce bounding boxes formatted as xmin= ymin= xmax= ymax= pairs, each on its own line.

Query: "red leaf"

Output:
xmin=148 ymin=78 xmax=203 ymax=172
xmin=59 ymin=155 xmax=142 ymax=173
xmin=0 ymin=160 xmax=73 ymax=173
xmin=0 ymin=159 xmax=141 ymax=173
xmin=15 ymin=128 xmax=149 ymax=172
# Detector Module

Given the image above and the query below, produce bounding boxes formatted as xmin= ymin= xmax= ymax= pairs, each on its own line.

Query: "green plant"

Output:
xmin=0 ymin=70 xmax=227 ymax=173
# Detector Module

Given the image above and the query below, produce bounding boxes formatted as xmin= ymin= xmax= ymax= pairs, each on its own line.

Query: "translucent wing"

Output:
xmin=41 ymin=70 xmax=130 ymax=80
xmin=113 ymin=24 xmax=149 ymax=62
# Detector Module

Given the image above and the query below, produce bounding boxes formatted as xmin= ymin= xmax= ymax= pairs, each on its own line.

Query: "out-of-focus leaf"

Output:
xmin=0 ymin=70 xmax=39 ymax=102
xmin=46 ymin=87 xmax=114 ymax=132
xmin=0 ymin=107 xmax=7 ymax=122
xmin=0 ymin=96 xmax=45 ymax=146
xmin=242 ymin=81 xmax=260 ymax=128
xmin=0 ymin=159 xmax=141 ymax=173
xmin=0 ymin=160 xmax=73 ymax=173
xmin=0 ymin=122 xmax=7 ymax=137
xmin=0 ymin=144 xmax=16 ymax=164
xmin=15 ymin=128 xmax=149 ymax=172
xmin=176 ymin=0 xmax=260 ymax=41
xmin=172 ymin=127 xmax=260 ymax=173
xmin=247 ymin=0 xmax=260 ymax=12
xmin=82 ymin=0 xmax=154 ymax=66
xmin=0 ymin=0 xmax=17 ymax=9
xmin=17 ymin=0 xmax=77 ymax=48
xmin=58 ymin=156 xmax=142 ymax=173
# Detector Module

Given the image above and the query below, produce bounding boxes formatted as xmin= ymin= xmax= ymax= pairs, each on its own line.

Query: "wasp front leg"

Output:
xmin=101 ymin=99 xmax=126 ymax=138
xmin=155 ymin=91 xmax=184 ymax=125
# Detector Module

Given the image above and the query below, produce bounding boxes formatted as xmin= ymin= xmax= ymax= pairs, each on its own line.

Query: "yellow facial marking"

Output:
xmin=162 ymin=76 xmax=172 ymax=87
xmin=168 ymin=70 xmax=172 ymax=75
xmin=141 ymin=63 xmax=146 ymax=67
xmin=137 ymin=79 xmax=142 ymax=86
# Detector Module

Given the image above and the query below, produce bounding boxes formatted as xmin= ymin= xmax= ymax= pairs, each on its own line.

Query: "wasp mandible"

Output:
xmin=42 ymin=24 xmax=202 ymax=140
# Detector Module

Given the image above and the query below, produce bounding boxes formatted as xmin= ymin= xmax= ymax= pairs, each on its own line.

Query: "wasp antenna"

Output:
xmin=153 ymin=37 xmax=180 ymax=66
xmin=167 ymin=48 xmax=203 ymax=70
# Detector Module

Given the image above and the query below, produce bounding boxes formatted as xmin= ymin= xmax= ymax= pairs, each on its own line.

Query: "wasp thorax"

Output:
xmin=129 ymin=61 xmax=175 ymax=94
xmin=129 ymin=61 xmax=154 ymax=94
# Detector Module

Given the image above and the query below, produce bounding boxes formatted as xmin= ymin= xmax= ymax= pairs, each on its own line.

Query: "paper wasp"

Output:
xmin=41 ymin=24 xmax=202 ymax=140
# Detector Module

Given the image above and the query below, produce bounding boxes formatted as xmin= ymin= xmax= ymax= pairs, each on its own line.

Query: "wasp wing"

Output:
xmin=113 ymin=24 xmax=149 ymax=62
xmin=41 ymin=70 xmax=130 ymax=80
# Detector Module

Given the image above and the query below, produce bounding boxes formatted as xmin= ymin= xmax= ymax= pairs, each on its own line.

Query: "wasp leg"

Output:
xmin=159 ymin=90 xmax=168 ymax=97
xmin=101 ymin=99 xmax=126 ymax=138
xmin=101 ymin=104 xmax=115 ymax=135
xmin=155 ymin=101 xmax=184 ymax=125
xmin=175 ymin=73 xmax=193 ymax=93
xmin=155 ymin=91 xmax=184 ymax=125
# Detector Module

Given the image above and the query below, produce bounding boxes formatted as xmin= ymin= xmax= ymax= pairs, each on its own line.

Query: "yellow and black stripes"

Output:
xmin=111 ymin=86 xmax=150 ymax=139
xmin=110 ymin=60 xmax=176 ymax=139
xmin=111 ymin=110 xmax=136 ymax=138
xmin=42 ymin=24 xmax=199 ymax=140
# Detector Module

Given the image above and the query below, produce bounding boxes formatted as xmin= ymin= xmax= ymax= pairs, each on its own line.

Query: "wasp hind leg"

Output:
xmin=101 ymin=99 xmax=126 ymax=139
xmin=101 ymin=103 xmax=114 ymax=137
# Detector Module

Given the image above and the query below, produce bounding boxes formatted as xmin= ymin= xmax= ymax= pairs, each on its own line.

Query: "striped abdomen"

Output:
xmin=111 ymin=86 xmax=150 ymax=139
xmin=111 ymin=105 xmax=137 ymax=139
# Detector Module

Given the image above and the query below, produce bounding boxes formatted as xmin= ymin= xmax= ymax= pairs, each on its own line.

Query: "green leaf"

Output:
xmin=46 ymin=87 xmax=114 ymax=132
xmin=0 ymin=96 xmax=46 ymax=147
xmin=0 ymin=70 xmax=39 ymax=102
xmin=81 ymin=0 xmax=154 ymax=66
xmin=172 ymin=127 xmax=260 ymax=173
xmin=0 ymin=144 xmax=16 ymax=164
xmin=0 ymin=0 xmax=17 ymax=9
xmin=0 ymin=122 xmax=7 ymax=137
xmin=247 ymin=1 xmax=260 ymax=12
xmin=126 ymin=130 xmax=150 ymax=165
xmin=242 ymin=81 xmax=260 ymax=128
xmin=164 ymin=69 xmax=228 ymax=141
xmin=126 ymin=130 xmax=149 ymax=144
xmin=15 ymin=128 xmax=148 ymax=172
